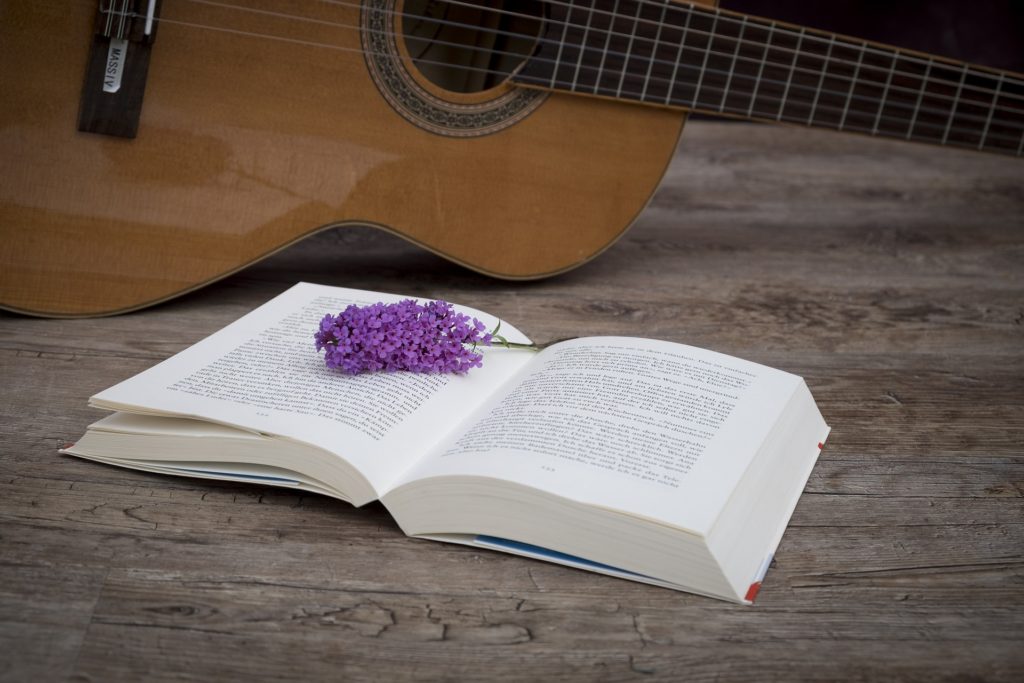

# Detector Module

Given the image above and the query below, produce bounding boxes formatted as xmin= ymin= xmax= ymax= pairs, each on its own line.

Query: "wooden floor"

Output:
xmin=2 ymin=121 xmax=1022 ymax=681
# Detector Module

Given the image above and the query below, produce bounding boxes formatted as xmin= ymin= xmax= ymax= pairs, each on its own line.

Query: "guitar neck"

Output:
xmin=514 ymin=1 xmax=1024 ymax=157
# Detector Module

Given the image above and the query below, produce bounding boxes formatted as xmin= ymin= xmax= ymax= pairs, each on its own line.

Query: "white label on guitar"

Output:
xmin=103 ymin=38 xmax=128 ymax=94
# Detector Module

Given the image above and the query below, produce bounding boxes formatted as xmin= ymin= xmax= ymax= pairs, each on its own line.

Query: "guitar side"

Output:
xmin=0 ymin=1 xmax=696 ymax=317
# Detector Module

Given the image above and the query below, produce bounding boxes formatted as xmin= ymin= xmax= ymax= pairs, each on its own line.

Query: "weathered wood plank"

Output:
xmin=0 ymin=563 xmax=107 ymax=682
xmin=2 ymin=120 xmax=1023 ymax=681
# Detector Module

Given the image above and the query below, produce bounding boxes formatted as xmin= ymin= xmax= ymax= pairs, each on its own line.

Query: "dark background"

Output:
xmin=721 ymin=0 xmax=1024 ymax=72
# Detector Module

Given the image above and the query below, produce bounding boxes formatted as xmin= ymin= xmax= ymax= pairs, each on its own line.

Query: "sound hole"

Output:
xmin=401 ymin=1 xmax=544 ymax=94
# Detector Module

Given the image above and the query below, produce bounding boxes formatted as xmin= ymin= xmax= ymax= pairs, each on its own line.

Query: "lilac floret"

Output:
xmin=314 ymin=299 xmax=493 ymax=374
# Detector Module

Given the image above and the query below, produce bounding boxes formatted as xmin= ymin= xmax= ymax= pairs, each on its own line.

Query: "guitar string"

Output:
xmin=198 ymin=0 xmax=1024 ymax=127
xmin=388 ymin=0 xmax=1024 ymax=106
xmin=150 ymin=12 xmax=1024 ymax=149
xmin=177 ymin=0 xmax=1024 ymax=133
xmin=102 ymin=0 xmax=1024 ymax=109
xmin=190 ymin=0 xmax=1024 ymax=133
xmin=93 ymin=4 xmax=1024 ymax=145
xmin=146 ymin=0 xmax=1024 ymax=125
xmin=563 ymin=0 xmax=1024 ymax=104
xmin=148 ymin=10 xmax=1024 ymax=147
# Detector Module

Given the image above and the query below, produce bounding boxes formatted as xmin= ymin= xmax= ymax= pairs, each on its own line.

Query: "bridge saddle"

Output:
xmin=78 ymin=0 xmax=161 ymax=139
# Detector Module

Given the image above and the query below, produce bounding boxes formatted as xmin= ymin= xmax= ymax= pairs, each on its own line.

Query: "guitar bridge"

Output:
xmin=77 ymin=0 xmax=162 ymax=139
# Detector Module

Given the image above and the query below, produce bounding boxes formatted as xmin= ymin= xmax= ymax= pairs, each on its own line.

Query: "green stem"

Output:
xmin=483 ymin=321 xmax=576 ymax=352
xmin=494 ymin=340 xmax=541 ymax=351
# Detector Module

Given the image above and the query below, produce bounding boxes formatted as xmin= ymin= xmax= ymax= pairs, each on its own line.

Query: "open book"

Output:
xmin=64 ymin=283 xmax=830 ymax=603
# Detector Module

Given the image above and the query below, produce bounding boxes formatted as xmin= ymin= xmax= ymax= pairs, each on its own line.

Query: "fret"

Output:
xmin=570 ymin=1 xmax=598 ymax=91
xmin=664 ymin=6 xmax=693 ymax=106
xmin=619 ymin=1 xmax=666 ymax=101
xmin=838 ymin=43 xmax=866 ymax=131
xmin=594 ymin=2 xmax=637 ymax=96
xmin=690 ymin=9 xmax=748 ymax=113
xmin=591 ymin=0 xmax=620 ymax=94
xmin=805 ymin=37 xmax=862 ymax=130
xmin=775 ymin=27 xmax=805 ymax=121
xmin=1012 ymin=77 xmax=1024 ymax=155
xmin=874 ymin=50 xmax=933 ymax=139
xmin=718 ymin=18 xmax=772 ymax=115
xmin=871 ymin=51 xmax=899 ymax=135
xmin=957 ymin=71 xmax=1001 ymax=148
xmin=976 ymin=72 xmax=1024 ymax=155
xmin=906 ymin=58 xmax=933 ymax=140
xmin=639 ymin=1 xmax=669 ymax=100
xmin=664 ymin=7 xmax=711 ymax=109
xmin=910 ymin=61 xmax=965 ymax=145
xmin=746 ymin=22 xmax=773 ymax=117
xmin=689 ymin=11 xmax=719 ymax=108
xmin=843 ymin=44 xmax=897 ymax=135
xmin=910 ymin=64 xmax=1009 ymax=149
xmin=510 ymin=2 xmax=1023 ymax=157
xmin=718 ymin=16 xmax=747 ymax=111
xmin=941 ymin=64 xmax=969 ymax=145
xmin=548 ymin=2 xmax=574 ymax=90
xmin=745 ymin=20 xmax=799 ymax=120
xmin=614 ymin=1 xmax=645 ymax=99
xmin=806 ymin=35 xmax=835 ymax=125
xmin=552 ymin=1 xmax=596 ymax=94
xmin=776 ymin=26 xmax=834 ymax=125
xmin=977 ymin=73 xmax=1005 ymax=151
xmin=641 ymin=2 xmax=686 ymax=104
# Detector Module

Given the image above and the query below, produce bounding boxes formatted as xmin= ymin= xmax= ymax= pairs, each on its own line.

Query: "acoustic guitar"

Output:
xmin=1 ymin=1 xmax=1021 ymax=317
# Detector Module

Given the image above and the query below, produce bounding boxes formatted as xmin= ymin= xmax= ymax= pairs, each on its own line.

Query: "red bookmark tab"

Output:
xmin=744 ymin=582 xmax=762 ymax=603
xmin=817 ymin=442 xmax=824 ymax=450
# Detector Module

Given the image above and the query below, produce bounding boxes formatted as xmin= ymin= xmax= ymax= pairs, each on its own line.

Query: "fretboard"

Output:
xmin=513 ymin=0 xmax=1024 ymax=157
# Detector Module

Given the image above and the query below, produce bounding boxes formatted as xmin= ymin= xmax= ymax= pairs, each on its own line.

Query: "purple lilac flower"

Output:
xmin=314 ymin=299 xmax=493 ymax=374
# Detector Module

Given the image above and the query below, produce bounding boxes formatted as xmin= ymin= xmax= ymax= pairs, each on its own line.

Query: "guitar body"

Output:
xmin=0 ymin=1 xmax=708 ymax=317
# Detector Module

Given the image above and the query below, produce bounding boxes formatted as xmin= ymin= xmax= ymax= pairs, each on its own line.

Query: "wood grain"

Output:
xmin=1 ymin=121 xmax=1022 ymax=681
xmin=0 ymin=0 xmax=697 ymax=316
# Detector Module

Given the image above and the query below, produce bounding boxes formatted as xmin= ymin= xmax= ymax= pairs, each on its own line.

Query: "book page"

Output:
xmin=91 ymin=283 xmax=535 ymax=497
xmin=388 ymin=337 xmax=803 ymax=534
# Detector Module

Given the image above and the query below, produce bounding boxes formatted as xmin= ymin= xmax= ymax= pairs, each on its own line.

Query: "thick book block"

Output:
xmin=64 ymin=283 xmax=830 ymax=603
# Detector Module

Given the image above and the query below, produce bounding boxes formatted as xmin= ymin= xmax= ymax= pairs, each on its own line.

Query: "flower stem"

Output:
xmin=494 ymin=340 xmax=541 ymax=351
xmin=485 ymin=321 xmax=577 ymax=352
xmin=491 ymin=333 xmax=577 ymax=352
